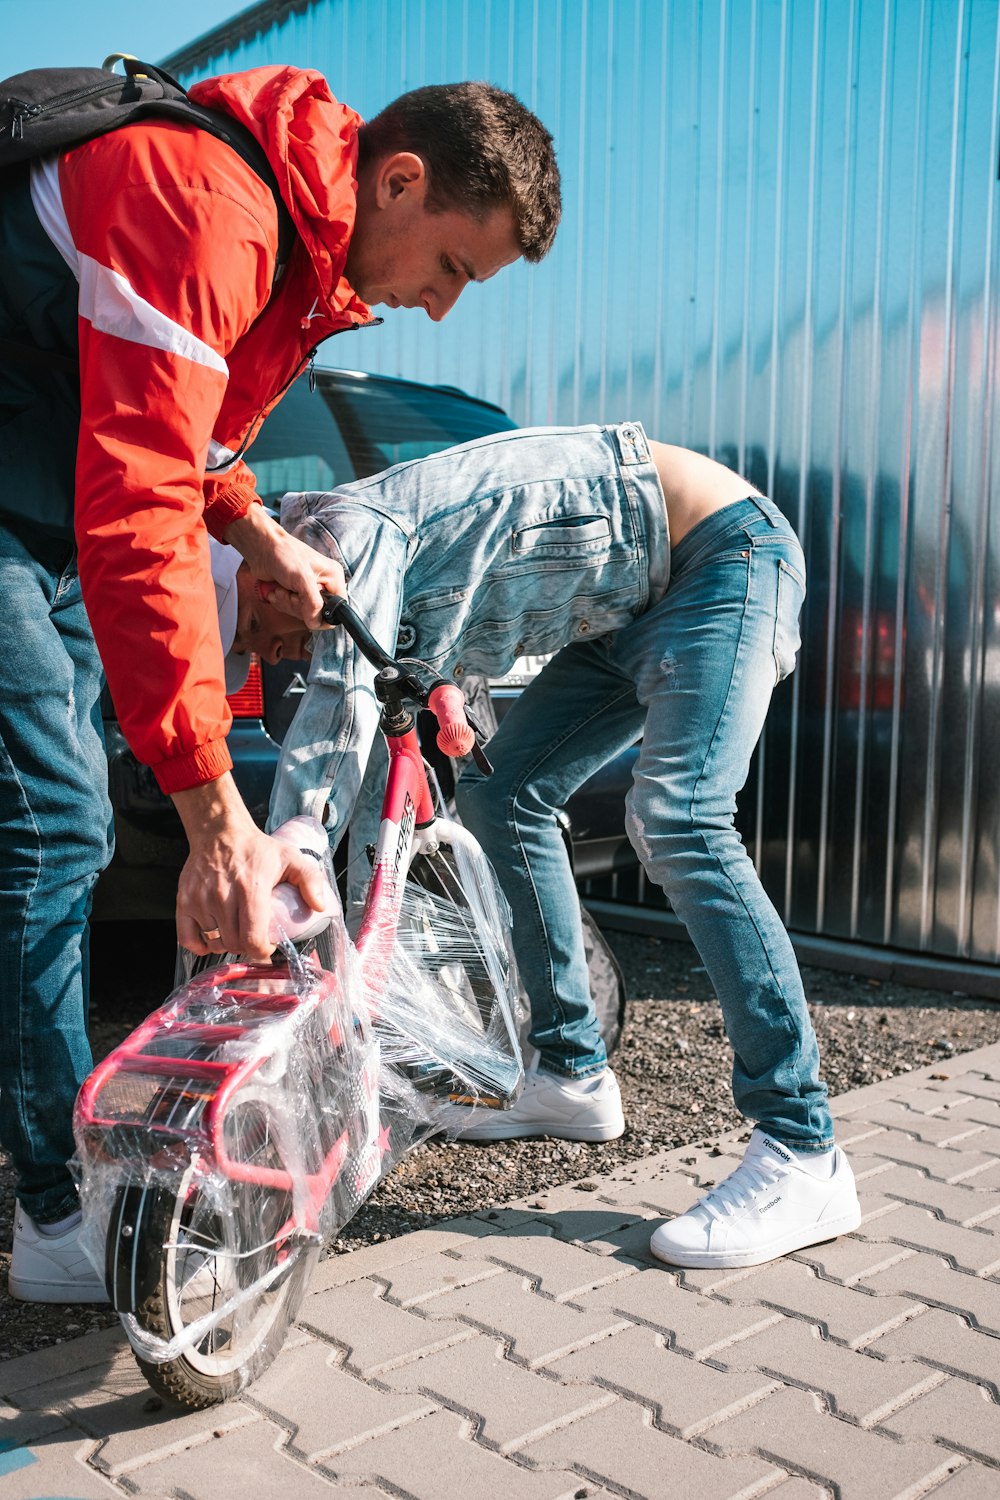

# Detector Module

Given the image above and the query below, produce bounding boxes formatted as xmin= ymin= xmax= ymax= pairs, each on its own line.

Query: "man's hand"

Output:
xmin=224 ymin=506 xmax=347 ymax=629
xmin=172 ymin=773 xmax=332 ymax=959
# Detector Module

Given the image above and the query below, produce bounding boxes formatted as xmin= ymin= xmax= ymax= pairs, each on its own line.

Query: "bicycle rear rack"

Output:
xmin=75 ymin=961 xmax=352 ymax=1193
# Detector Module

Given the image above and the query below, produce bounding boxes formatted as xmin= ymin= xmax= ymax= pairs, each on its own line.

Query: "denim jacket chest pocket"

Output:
xmin=512 ymin=514 xmax=613 ymax=560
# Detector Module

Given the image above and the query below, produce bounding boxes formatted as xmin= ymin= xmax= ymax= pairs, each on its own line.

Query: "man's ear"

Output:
xmin=373 ymin=151 xmax=428 ymax=207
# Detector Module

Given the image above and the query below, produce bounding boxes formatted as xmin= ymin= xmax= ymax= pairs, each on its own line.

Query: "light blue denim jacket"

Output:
xmin=269 ymin=423 xmax=670 ymax=838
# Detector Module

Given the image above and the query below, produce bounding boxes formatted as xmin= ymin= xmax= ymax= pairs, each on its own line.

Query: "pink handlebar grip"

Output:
xmin=428 ymin=682 xmax=475 ymax=757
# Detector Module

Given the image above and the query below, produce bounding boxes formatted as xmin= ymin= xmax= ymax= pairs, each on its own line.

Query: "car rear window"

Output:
xmin=248 ymin=371 xmax=516 ymax=502
xmin=328 ymin=375 xmax=516 ymax=475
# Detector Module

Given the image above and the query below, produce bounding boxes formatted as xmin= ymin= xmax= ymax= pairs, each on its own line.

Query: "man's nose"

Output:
xmin=423 ymin=280 xmax=463 ymax=322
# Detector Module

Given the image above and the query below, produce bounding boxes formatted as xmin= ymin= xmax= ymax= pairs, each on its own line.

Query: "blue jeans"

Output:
xmin=456 ymin=496 xmax=834 ymax=1150
xmin=0 ymin=519 xmax=113 ymax=1221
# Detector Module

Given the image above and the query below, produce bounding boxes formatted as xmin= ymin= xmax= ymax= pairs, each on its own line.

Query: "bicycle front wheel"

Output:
xmin=388 ymin=821 xmax=524 ymax=1112
xmin=107 ymin=1094 xmax=318 ymax=1408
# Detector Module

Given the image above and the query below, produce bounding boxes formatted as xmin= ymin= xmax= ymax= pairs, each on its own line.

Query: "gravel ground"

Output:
xmin=2 ymin=920 xmax=999 ymax=1362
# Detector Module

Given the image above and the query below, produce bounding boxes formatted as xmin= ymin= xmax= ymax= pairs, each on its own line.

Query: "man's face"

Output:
xmin=346 ymin=152 xmax=521 ymax=322
xmin=232 ymin=568 xmax=314 ymax=667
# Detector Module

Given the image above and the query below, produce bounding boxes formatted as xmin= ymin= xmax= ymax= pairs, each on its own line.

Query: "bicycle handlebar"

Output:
xmin=319 ymin=593 xmax=490 ymax=770
xmin=319 ymin=594 xmax=396 ymax=672
xmin=427 ymin=683 xmax=476 ymax=757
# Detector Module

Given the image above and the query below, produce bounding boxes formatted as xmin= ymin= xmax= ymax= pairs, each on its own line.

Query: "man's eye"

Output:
xmin=249 ymin=614 xmax=260 ymax=636
xmin=441 ymin=255 xmax=457 ymax=275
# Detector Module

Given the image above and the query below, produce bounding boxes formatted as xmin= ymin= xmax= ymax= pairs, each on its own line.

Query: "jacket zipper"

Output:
xmin=206 ymin=317 xmax=383 ymax=474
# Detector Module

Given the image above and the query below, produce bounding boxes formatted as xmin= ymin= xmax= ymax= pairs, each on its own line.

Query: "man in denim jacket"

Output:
xmin=232 ymin=422 xmax=861 ymax=1270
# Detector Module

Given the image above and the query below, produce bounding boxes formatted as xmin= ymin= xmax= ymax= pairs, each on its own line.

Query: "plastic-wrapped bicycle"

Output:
xmin=73 ymin=599 xmax=523 ymax=1408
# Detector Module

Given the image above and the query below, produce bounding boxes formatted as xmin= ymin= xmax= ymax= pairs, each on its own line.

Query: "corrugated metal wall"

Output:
xmin=172 ymin=0 xmax=1000 ymax=968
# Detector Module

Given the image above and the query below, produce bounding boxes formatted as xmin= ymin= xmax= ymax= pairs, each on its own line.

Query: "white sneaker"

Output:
xmin=649 ymin=1129 xmax=862 ymax=1270
xmin=454 ymin=1066 xmax=625 ymax=1142
xmin=8 ymin=1206 xmax=110 ymax=1304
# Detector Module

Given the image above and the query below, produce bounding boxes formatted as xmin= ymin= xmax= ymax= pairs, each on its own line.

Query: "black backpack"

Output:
xmin=0 ymin=56 xmax=296 ymax=371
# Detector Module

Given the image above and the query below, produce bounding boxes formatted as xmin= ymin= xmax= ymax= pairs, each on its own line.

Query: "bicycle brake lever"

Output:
xmin=409 ymin=667 xmax=494 ymax=773
xmin=471 ymin=740 xmax=494 ymax=776
xmin=458 ymin=706 xmax=495 ymax=774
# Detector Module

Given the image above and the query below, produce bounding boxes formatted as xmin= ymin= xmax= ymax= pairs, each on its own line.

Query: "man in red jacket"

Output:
xmin=0 ymin=65 xmax=561 ymax=1301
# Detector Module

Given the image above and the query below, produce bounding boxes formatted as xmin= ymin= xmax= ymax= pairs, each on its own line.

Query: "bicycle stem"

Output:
xmin=320 ymin=592 xmax=493 ymax=774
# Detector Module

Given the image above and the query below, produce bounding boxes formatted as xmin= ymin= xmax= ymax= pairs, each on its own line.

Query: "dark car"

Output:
xmin=94 ymin=368 xmax=637 ymax=920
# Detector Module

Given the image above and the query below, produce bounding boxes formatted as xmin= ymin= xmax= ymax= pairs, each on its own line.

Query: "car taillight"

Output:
xmin=838 ymin=608 xmax=903 ymax=711
xmin=227 ymin=656 xmax=264 ymax=718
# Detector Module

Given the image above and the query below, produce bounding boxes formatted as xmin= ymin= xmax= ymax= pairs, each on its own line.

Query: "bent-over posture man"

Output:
xmin=0 ymin=68 xmax=560 ymax=1301
xmin=244 ymin=422 xmax=862 ymax=1271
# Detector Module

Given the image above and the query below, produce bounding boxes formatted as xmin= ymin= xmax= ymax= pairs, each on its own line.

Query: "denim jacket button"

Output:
xmin=577 ymin=620 xmax=591 ymax=634
xmin=396 ymin=623 xmax=416 ymax=650
xmin=453 ymin=663 xmax=465 ymax=677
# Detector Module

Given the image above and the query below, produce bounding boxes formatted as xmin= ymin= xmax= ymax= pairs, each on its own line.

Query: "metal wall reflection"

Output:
xmin=170 ymin=0 xmax=1000 ymax=965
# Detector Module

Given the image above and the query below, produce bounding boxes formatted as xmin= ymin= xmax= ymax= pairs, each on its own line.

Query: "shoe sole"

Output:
xmin=456 ymin=1118 xmax=625 ymax=1143
xmin=648 ymin=1203 xmax=863 ymax=1270
xmin=8 ymin=1276 xmax=110 ymax=1304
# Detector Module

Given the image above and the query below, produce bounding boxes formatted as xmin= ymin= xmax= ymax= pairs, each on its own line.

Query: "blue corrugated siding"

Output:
xmin=173 ymin=0 xmax=1000 ymax=967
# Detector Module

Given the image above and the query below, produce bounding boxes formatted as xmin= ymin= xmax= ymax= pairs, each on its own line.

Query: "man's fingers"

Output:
xmin=177 ymin=911 xmax=230 ymax=955
xmin=274 ymin=845 xmax=333 ymax=914
xmin=298 ymin=571 xmax=345 ymax=629
xmin=174 ymin=824 xmax=333 ymax=963
xmin=235 ymin=882 xmax=279 ymax=960
xmin=294 ymin=858 xmax=335 ymax=913
xmin=177 ymin=911 xmax=210 ymax=954
xmin=256 ymin=576 xmax=342 ymax=629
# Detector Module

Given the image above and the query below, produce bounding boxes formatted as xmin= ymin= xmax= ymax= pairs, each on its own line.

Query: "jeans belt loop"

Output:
xmin=613 ymin=422 xmax=649 ymax=466
xmin=751 ymin=495 xmax=779 ymax=528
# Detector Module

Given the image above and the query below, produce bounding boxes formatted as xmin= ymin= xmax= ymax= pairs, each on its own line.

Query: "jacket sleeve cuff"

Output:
xmin=151 ymin=738 xmax=234 ymax=795
xmin=203 ymin=479 xmax=260 ymax=541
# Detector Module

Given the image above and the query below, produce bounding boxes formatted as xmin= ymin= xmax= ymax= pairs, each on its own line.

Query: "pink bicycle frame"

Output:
xmin=75 ymin=672 xmax=470 ymax=1246
xmin=354 ymin=720 xmax=434 ymax=983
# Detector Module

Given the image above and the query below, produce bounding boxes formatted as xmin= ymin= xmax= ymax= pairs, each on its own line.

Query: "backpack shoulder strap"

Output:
xmin=172 ymin=97 xmax=297 ymax=285
xmin=0 ymin=57 xmax=296 ymax=286
xmin=119 ymin=62 xmax=296 ymax=285
xmin=0 ymin=59 xmax=298 ymax=376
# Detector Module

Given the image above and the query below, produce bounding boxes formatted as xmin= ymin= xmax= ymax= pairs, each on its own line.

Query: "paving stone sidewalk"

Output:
xmin=2 ymin=1045 xmax=1000 ymax=1500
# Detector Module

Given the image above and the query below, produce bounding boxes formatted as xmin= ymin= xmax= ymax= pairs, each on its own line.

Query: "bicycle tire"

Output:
xmin=389 ymin=831 xmax=522 ymax=1112
xmin=107 ymin=1093 xmax=318 ymax=1408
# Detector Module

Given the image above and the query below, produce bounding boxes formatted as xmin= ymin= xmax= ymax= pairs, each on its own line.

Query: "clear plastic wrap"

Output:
xmin=72 ymin=816 xmax=523 ymax=1399
xmin=368 ymin=821 xmax=525 ymax=1119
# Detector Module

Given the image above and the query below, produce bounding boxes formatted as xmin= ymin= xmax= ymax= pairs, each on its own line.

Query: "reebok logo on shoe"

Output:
xmin=761 ymin=1135 xmax=792 ymax=1163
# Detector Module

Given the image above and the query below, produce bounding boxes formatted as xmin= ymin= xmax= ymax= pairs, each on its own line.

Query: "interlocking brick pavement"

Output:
xmin=521 ymin=1393 xmax=784 ymax=1498
xmin=875 ymin=1374 xmax=1000 ymax=1465
xmin=1 ymin=1043 xmax=999 ymax=1499
xmin=717 ymin=1313 xmax=946 ymax=1424
xmin=865 ymin=1307 xmax=1000 ymax=1393
xmin=703 ymin=1382 xmax=960 ymax=1499
xmin=248 ymin=1339 xmax=438 ymax=1462
xmin=380 ymin=1332 xmax=619 ymax=1450
xmin=859 ymin=1250 xmax=1000 ymax=1333
xmin=544 ymin=1323 xmax=779 ymax=1434
xmin=831 ymin=1202 xmax=1000 ymax=1275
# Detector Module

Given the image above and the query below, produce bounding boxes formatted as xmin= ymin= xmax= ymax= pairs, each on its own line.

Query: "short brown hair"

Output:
xmin=357 ymin=82 xmax=561 ymax=262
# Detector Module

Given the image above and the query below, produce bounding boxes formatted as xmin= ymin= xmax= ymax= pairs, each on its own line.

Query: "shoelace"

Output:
xmin=698 ymin=1155 xmax=788 ymax=1220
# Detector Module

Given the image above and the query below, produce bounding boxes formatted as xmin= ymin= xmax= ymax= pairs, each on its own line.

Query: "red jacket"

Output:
xmin=37 ymin=66 xmax=372 ymax=793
